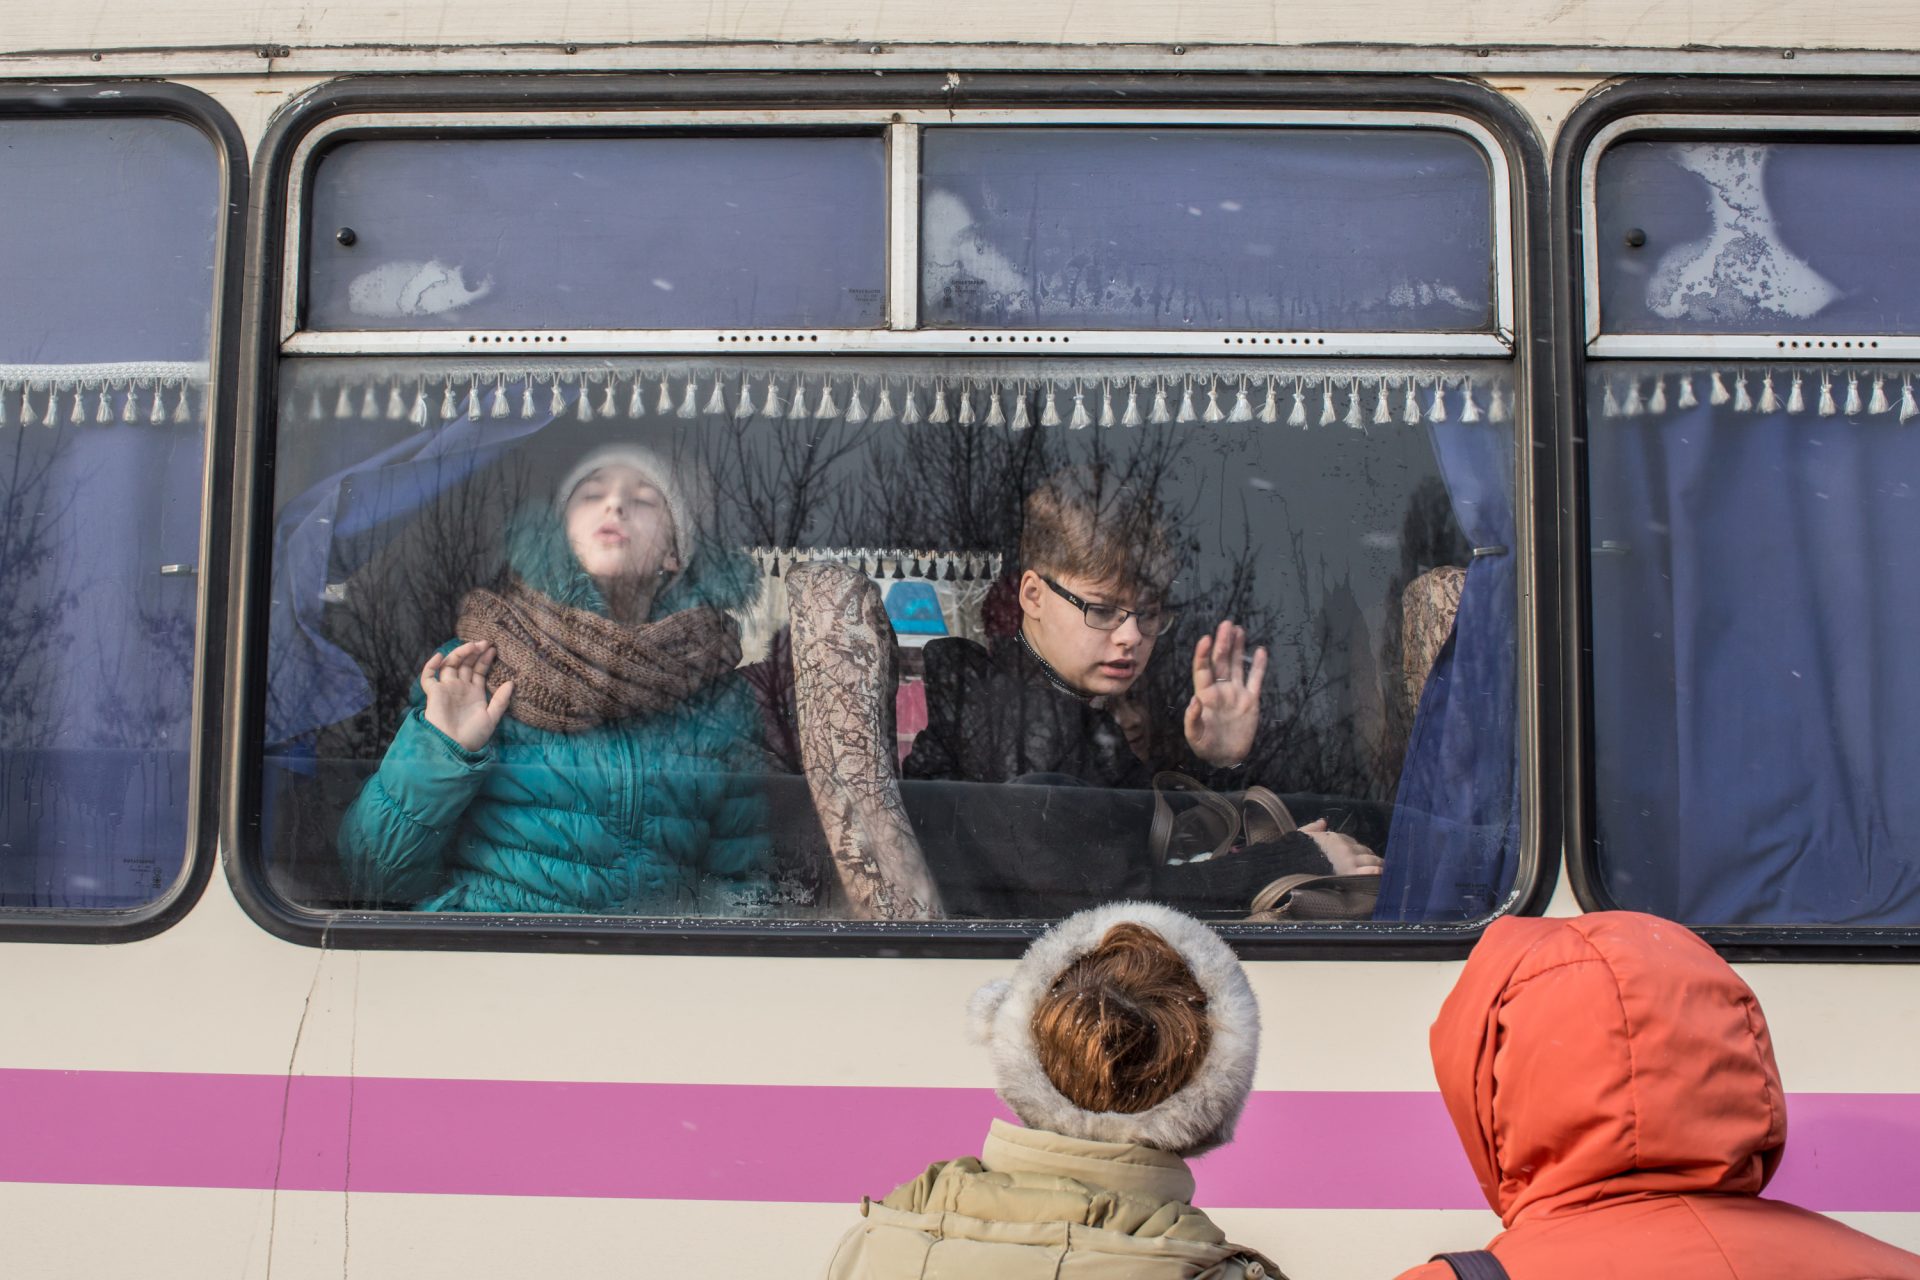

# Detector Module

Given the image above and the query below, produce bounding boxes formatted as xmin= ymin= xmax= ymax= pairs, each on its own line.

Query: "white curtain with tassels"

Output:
xmin=1596 ymin=366 xmax=1920 ymax=423
xmin=0 ymin=362 xmax=209 ymax=428
xmin=280 ymin=360 xmax=1512 ymax=433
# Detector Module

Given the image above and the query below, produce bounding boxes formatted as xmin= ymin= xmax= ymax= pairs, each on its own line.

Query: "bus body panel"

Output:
xmin=0 ymin=25 xmax=1916 ymax=1276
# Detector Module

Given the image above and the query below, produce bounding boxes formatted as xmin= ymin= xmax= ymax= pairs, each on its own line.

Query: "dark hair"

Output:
xmin=1020 ymin=466 xmax=1175 ymax=599
xmin=1030 ymin=922 xmax=1210 ymax=1114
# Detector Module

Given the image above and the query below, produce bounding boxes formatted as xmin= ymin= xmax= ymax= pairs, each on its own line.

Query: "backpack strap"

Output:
xmin=1432 ymin=1252 xmax=1511 ymax=1280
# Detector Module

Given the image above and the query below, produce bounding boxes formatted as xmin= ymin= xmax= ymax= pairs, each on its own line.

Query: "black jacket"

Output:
xmin=899 ymin=635 xmax=1327 ymax=918
xmin=902 ymin=634 xmax=1160 ymax=788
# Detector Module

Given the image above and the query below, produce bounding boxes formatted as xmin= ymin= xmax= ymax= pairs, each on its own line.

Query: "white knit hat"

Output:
xmin=967 ymin=901 xmax=1260 ymax=1158
xmin=553 ymin=443 xmax=706 ymax=552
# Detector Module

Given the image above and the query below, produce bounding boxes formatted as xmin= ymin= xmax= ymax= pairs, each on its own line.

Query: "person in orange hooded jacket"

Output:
xmin=1395 ymin=911 xmax=1920 ymax=1280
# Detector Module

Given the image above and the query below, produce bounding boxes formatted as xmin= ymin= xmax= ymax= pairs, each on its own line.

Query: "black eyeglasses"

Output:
xmin=1042 ymin=576 xmax=1175 ymax=638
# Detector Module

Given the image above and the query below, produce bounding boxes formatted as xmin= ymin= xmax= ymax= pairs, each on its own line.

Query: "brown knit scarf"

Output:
xmin=456 ymin=576 xmax=742 ymax=733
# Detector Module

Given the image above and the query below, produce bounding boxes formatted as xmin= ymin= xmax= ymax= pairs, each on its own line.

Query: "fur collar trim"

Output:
xmin=968 ymin=902 xmax=1260 ymax=1158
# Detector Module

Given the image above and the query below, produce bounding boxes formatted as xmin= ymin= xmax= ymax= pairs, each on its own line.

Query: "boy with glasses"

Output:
xmin=902 ymin=467 xmax=1377 ymax=914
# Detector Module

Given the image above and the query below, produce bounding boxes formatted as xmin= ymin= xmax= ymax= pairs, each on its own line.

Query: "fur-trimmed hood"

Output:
xmin=968 ymin=902 xmax=1259 ymax=1159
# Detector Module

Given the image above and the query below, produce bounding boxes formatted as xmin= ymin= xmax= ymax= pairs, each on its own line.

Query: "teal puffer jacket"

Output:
xmin=336 ymin=509 xmax=771 ymax=915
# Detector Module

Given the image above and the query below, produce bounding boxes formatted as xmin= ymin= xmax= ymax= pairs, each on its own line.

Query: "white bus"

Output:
xmin=1 ymin=4 xmax=1917 ymax=1276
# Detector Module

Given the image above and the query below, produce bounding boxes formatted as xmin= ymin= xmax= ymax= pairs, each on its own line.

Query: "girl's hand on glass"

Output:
xmin=1300 ymin=818 xmax=1384 ymax=876
xmin=421 ymin=641 xmax=514 ymax=752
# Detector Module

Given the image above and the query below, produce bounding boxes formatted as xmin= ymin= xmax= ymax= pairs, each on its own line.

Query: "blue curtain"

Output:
xmin=1375 ymin=413 xmax=1520 ymax=921
xmin=1587 ymin=365 xmax=1920 ymax=925
xmin=0 ymin=116 xmax=220 ymax=909
xmin=267 ymin=405 xmax=557 ymax=748
xmin=0 ymin=118 xmax=217 ymax=364
xmin=0 ymin=420 xmax=204 ymax=908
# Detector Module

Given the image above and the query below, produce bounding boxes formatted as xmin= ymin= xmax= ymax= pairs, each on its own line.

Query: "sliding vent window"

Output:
xmin=920 ymin=128 xmax=1497 ymax=332
xmin=1584 ymin=131 xmax=1920 ymax=926
xmin=1593 ymin=139 xmax=1920 ymax=337
xmin=0 ymin=117 xmax=220 ymax=909
xmin=303 ymin=136 xmax=888 ymax=331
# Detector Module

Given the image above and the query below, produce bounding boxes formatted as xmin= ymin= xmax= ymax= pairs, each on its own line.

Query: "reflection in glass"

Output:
xmin=261 ymin=356 xmax=1518 ymax=923
xmin=920 ymin=128 xmax=1496 ymax=332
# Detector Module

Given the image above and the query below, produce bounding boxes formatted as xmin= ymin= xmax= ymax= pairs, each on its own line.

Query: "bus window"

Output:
xmin=1581 ymin=128 xmax=1920 ymax=927
xmin=0 ymin=115 xmax=221 ymax=911
xmin=1592 ymin=139 xmax=1920 ymax=338
xmin=257 ymin=110 xmax=1530 ymax=934
xmin=302 ymin=135 xmax=888 ymax=332
xmin=920 ymin=127 xmax=1496 ymax=332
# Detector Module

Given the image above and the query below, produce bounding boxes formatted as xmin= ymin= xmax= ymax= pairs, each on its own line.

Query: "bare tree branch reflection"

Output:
xmin=264 ymin=362 xmax=1471 ymax=912
xmin=0 ymin=429 xmax=76 ymax=750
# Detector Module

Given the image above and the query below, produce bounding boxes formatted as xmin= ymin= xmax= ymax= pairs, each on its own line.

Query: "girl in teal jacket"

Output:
xmin=337 ymin=444 xmax=771 ymax=915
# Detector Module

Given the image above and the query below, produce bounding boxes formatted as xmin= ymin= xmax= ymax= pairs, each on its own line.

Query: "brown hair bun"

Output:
xmin=1031 ymin=922 xmax=1211 ymax=1114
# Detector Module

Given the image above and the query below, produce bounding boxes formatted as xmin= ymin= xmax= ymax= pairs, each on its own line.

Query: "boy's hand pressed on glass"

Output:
xmin=422 ymin=640 xmax=514 ymax=752
xmin=1184 ymin=620 xmax=1269 ymax=768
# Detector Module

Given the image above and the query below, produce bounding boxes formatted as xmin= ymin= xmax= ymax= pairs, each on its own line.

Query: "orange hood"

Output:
xmin=1430 ymin=912 xmax=1787 ymax=1227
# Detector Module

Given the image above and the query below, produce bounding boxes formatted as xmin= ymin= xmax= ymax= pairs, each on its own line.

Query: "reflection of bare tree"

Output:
xmin=840 ymin=417 xmax=1055 ymax=552
xmin=698 ymin=395 xmax=1425 ymax=810
xmin=1137 ymin=489 xmax=1387 ymax=806
xmin=326 ymin=456 xmax=532 ymax=757
xmin=265 ymin=363 xmax=1466 ymax=909
xmin=701 ymin=411 xmax=880 ymax=549
xmin=88 ymin=597 xmax=195 ymax=750
xmin=261 ymin=444 xmax=531 ymax=910
xmin=0 ymin=429 xmax=75 ymax=749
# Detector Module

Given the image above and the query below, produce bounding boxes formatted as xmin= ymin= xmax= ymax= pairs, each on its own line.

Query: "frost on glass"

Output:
xmin=0 ymin=117 xmax=219 ymax=910
xmin=305 ymin=136 xmax=888 ymax=331
xmin=259 ymin=355 xmax=1517 ymax=924
xmin=920 ymin=128 xmax=1495 ymax=332
xmin=1595 ymin=140 xmax=1920 ymax=335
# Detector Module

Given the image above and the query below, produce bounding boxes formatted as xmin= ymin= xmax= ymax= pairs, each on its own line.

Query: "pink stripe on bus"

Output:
xmin=1 ymin=1070 xmax=1916 ymax=1211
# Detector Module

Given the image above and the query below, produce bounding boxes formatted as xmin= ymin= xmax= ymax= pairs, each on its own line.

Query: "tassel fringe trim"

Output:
xmin=748 ymin=545 xmax=1003 ymax=584
xmin=1595 ymin=367 xmax=1920 ymax=423
xmin=0 ymin=362 xmax=208 ymax=429
xmin=268 ymin=366 xmax=1513 ymax=431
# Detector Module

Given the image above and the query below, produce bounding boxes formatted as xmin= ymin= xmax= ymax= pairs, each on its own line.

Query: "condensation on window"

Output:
xmin=1645 ymin=145 xmax=1839 ymax=325
xmin=1594 ymin=138 xmax=1920 ymax=337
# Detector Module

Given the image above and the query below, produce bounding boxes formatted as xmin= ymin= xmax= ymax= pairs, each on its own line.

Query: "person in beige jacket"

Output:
xmin=825 ymin=901 xmax=1283 ymax=1279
